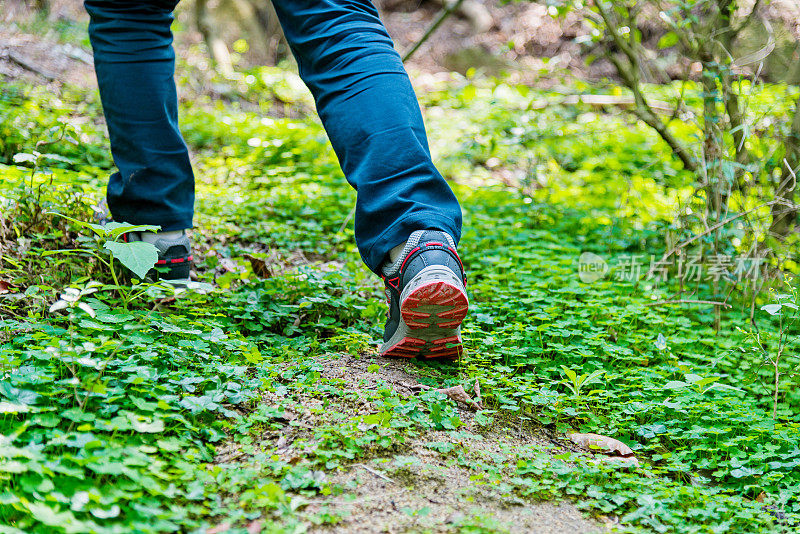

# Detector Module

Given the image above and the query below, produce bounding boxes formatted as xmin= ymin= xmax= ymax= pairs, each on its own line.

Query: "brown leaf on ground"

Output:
xmin=411 ymin=384 xmax=483 ymax=410
xmin=286 ymin=454 xmax=303 ymax=465
xmin=246 ymin=519 xmax=263 ymax=534
xmin=473 ymin=379 xmax=482 ymax=406
xmin=206 ymin=523 xmax=231 ymax=534
xmin=569 ymin=432 xmax=638 ymax=466
xmin=243 ymin=252 xmax=277 ymax=278
xmin=0 ymin=280 xmax=11 ymax=293
xmin=218 ymin=258 xmax=239 ymax=273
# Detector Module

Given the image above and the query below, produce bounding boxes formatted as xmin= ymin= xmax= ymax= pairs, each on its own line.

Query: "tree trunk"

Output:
xmin=31 ymin=0 xmax=49 ymax=16
xmin=195 ymin=0 xmax=234 ymax=76
xmin=701 ymin=58 xmax=727 ymax=224
xmin=770 ymin=94 xmax=800 ymax=239
xmin=245 ymin=0 xmax=289 ymax=64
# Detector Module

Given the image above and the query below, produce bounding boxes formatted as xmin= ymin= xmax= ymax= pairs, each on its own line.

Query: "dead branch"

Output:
xmin=403 ymin=0 xmax=465 ymax=62
xmin=594 ymin=1 xmax=698 ymax=172
xmin=528 ymin=94 xmax=675 ymax=114
xmin=4 ymin=49 xmax=56 ymax=81
xmin=659 ymin=199 xmax=781 ymax=263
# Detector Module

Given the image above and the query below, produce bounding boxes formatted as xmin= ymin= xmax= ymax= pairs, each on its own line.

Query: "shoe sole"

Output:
xmin=380 ymin=265 xmax=469 ymax=360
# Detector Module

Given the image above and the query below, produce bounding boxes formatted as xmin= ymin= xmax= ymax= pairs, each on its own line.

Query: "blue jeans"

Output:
xmin=84 ymin=0 xmax=462 ymax=273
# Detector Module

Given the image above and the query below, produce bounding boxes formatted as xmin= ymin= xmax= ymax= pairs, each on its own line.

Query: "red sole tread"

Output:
xmin=400 ymin=281 xmax=469 ymax=331
xmin=382 ymin=336 xmax=462 ymax=360
xmin=381 ymin=280 xmax=468 ymax=360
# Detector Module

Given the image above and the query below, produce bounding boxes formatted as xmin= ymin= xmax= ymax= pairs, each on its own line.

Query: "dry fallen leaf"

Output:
xmin=411 ymin=384 xmax=483 ymax=410
xmin=206 ymin=523 xmax=231 ymax=534
xmin=246 ymin=519 xmax=263 ymax=534
xmin=218 ymin=258 xmax=239 ymax=273
xmin=569 ymin=433 xmax=639 ymax=469
xmin=0 ymin=280 xmax=10 ymax=293
xmin=275 ymin=435 xmax=289 ymax=450
xmin=243 ymin=252 xmax=277 ymax=278
xmin=569 ymin=432 xmax=635 ymax=457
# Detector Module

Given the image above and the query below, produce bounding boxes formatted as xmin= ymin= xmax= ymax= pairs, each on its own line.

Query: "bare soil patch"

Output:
xmin=236 ymin=352 xmax=605 ymax=533
xmin=313 ymin=464 xmax=597 ymax=533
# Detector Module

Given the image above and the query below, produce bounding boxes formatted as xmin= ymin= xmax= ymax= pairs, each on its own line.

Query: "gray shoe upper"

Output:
xmin=126 ymin=230 xmax=192 ymax=281
xmin=381 ymin=229 xmax=466 ymax=342
xmin=127 ymin=231 xmax=191 ymax=260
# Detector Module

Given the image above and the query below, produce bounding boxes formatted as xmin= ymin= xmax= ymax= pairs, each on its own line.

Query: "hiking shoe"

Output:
xmin=379 ymin=230 xmax=468 ymax=360
xmin=124 ymin=230 xmax=192 ymax=284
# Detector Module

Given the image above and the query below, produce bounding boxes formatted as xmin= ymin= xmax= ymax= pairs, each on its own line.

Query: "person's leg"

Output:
xmin=84 ymin=0 xmax=194 ymax=232
xmin=270 ymin=0 xmax=462 ymax=274
xmin=271 ymin=1 xmax=468 ymax=359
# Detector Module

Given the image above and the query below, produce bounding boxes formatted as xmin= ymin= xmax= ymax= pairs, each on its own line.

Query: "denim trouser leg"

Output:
xmin=270 ymin=1 xmax=462 ymax=271
xmin=85 ymin=0 xmax=194 ymax=232
xmin=85 ymin=0 xmax=462 ymax=273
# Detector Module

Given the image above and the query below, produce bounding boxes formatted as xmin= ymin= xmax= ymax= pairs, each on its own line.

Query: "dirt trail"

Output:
xmin=295 ymin=354 xmax=604 ymax=534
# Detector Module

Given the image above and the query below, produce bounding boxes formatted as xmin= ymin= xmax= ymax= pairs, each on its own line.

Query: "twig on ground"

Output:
xmin=338 ymin=203 xmax=356 ymax=234
xmin=353 ymin=463 xmax=395 ymax=484
xmin=300 ymin=495 xmax=370 ymax=507
xmin=59 ymin=44 xmax=93 ymax=65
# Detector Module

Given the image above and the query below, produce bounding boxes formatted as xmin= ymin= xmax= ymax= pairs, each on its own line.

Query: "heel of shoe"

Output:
xmin=400 ymin=266 xmax=469 ymax=330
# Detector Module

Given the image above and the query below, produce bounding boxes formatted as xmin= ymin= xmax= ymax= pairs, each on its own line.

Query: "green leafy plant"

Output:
xmin=41 ymin=214 xmax=160 ymax=303
xmin=739 ymin=279 xmax=799 ymax=418
xmin=559 ymin=366 xmax=606 ymax=398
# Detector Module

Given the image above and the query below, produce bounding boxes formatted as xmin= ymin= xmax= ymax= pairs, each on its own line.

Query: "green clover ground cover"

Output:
xmin=1 ymin=77 xmax=799 ymax=533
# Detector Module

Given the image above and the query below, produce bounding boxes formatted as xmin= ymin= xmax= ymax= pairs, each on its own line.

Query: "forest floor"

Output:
xmin=2 ymin=3 xmax=800 ymax=534
xmin=219 ymin=354 xmax=602 ymax=533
